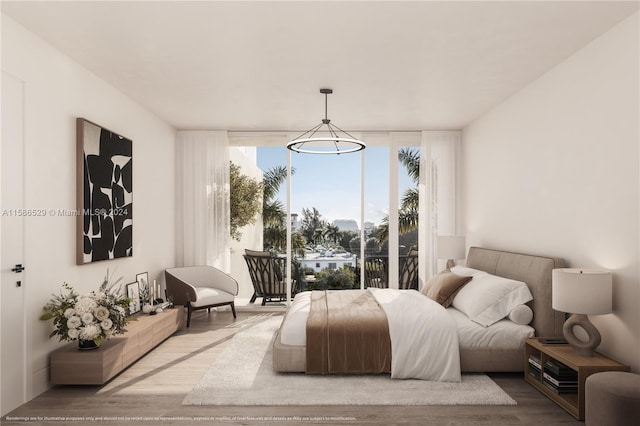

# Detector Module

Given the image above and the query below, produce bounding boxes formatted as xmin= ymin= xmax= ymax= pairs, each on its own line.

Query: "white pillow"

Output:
xmin=508 ymin=304 xmax=534 ymax=325
xmin=450 ymin=265 xmax=487 ymax=277
xmin=452 ymin=272 xmax=533 ymax=327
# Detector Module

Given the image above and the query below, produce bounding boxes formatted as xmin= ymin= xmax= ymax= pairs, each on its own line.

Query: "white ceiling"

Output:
xmin=2 ymin=1 xmax=638 ymax=131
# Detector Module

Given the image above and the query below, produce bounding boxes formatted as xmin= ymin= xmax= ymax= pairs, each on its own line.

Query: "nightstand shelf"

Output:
xmin=525 ymin=337 xmax=630 ymax=420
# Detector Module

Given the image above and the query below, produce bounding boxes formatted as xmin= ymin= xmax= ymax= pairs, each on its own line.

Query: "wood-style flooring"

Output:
xmin=2 ymin=309 xmax=581 ymax=425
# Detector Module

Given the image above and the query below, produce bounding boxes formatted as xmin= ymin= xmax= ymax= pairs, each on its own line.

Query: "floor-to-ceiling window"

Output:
xmin=229 ymin=131 xmax=455 ymax=303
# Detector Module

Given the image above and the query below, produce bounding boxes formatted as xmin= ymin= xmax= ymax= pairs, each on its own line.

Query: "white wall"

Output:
xmin=1 ymin=15 xmax=176 ymax=402
xmin=462 ymin=13 xmax=639 ymax=371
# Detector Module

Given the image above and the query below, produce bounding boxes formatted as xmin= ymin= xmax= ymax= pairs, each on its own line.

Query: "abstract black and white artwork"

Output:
xmin=77 ymin=118 xmax=133 ymax=264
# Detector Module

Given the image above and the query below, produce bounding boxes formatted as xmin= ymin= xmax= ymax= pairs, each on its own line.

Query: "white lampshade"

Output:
xmin=552 ymin=268 xmax=612 ymax=315
xmin=437 ymin=236 xmax=466 ymax=260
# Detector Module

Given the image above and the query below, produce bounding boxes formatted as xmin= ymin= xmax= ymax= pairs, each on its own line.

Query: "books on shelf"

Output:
xmin=528 ymin=367 xmax=541 ymax=380
xmin=529 ymin=354 xmax=542 ymax=370
xmin=543 ymin=372 xmax=577 ymax=387
xmin=545 ymin=359 xmax=575 ymax=377
xmin=528 ymin=353 xmax=578 ymax=394
xmin=543 ymin=379 xmax=578 ymax=394
xmin=528 ymin=354 xmax=542 ymax=380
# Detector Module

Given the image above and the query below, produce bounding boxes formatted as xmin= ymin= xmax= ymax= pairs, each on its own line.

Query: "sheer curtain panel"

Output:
xmin=418 ymin=131 xmax=461 ymax=288
xmin=176 ymin=131 xmax=231 ymax=271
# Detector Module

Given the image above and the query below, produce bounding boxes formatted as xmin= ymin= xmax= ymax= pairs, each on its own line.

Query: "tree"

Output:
xmin=229 ymin=162 xmax=262 ymax=241
xmin=300 ymin=207 xmax=326 ymax=245
xmin=262 ymin=166 xmax=289 ymax=251
xmin=339 ymin=230 xmax=358 ymax=253
xmin=261 ymin=165 xmax=307 ymax=255
xmin=262 ymin=166 xmax=289 ymax=227
xmin=376 ymin=147 xmax=420 ymax=244
xmin=324 ymin=223 xmax=341 ymax=245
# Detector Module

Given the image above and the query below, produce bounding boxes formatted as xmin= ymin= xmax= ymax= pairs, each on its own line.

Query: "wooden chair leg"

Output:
xmin=230 ymin=302 xmax=236 ymax=318
xmin=187 ymin=304 xmax=192 ymax=328
xmin=250 ymin=293 xmax=257 ymax=304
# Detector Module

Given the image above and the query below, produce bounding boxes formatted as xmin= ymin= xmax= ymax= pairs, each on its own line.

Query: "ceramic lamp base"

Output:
xmin=563 ymin=313 xmax=601 ymax=357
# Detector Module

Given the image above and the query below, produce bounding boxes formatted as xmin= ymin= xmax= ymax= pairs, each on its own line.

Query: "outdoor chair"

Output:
xmin=165 ymin=265 xmax=238 ymax=327
xmin=364 ymin=256 xmax=388 ymax=288
xmin=364 ymin=251 xmax=419 ymax=290
xmin=243 ymin=249 xmax=298 ymax=305
xmin=398 ymin=250 xmax=419 ymax=290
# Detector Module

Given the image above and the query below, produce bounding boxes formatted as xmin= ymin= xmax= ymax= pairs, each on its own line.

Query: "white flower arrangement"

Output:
xmin=40 ymin=271 xmax=132 ymax=346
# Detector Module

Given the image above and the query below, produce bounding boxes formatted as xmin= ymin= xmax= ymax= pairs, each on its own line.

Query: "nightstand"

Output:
xmin=524 ymin=337 xmax=630 ymax=420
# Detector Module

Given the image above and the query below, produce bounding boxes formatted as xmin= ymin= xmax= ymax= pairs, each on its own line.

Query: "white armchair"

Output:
xmin=165 ymin=266 xmax=238 ymax=327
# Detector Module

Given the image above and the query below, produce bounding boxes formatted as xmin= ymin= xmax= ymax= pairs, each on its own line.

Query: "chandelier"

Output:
xmin=286 ymin=88 xmax=366 ymax=155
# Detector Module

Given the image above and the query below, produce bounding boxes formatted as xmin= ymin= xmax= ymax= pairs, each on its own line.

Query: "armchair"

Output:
xmin=165 ymin=266 xmax=238 ymax=327
xmin=243 ymin=250 xmax=298 ymax=305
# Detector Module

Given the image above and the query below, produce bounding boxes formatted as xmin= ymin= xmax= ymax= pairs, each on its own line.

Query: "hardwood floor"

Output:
xmin=2 ymin=309 xmax=581 ymax=426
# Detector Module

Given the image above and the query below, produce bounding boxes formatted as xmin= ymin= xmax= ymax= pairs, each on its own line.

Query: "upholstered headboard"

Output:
xmin=466 ymin=247 xmax=565 ymax=338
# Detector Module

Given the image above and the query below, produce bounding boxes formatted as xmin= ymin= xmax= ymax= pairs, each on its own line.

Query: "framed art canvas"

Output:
xmin=77 ymin=118 xmax=133 ymax=264
xmin=136 ymin=272 xmax=149 ymax=305
xmin=126 ymin=282 xmax=141 ymax=315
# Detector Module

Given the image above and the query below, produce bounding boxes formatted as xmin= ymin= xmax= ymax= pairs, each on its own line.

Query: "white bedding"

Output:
xmin=280 ymin=289 xmax=460 ymax=382
xmin=368 ymin=288 xmax=460 ymax=381
xmin=280 ymin=291 xmax=533 ymax=348
xmin=447 ymin=307 xmax=534 ymax=348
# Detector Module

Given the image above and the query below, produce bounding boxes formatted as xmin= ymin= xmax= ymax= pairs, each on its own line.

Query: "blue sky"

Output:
xmin=257 ymin=147 xmax=415 ymax=227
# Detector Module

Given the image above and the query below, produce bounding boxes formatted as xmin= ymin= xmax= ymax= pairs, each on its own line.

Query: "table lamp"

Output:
xmin=552 ymin=268 xmax=612 ymax=356
xmin=437 ymin=236 xmax=466 ymax=269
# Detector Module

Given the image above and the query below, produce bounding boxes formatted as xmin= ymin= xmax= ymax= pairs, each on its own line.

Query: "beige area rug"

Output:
xmin=183 ymin=316 xmax=516 ymax=406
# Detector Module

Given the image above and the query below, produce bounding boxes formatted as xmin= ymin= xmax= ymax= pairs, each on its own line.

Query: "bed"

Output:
xmin=272 ymin=247 xmax=565 ymax=378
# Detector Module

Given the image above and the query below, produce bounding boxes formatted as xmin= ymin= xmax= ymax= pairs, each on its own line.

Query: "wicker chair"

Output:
xmin=243 ymin=250 xmax=298 ymax=305
xmin=398 ymin=250 xmax=419 ymax=290
xmin=364 ymin=256 xmax=388 ymax=288
xmin=364 ymin=251 xmax=419 ymax=289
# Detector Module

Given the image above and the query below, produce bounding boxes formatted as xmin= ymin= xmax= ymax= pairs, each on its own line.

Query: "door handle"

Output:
xmin=11 ymin=264 xmax=24 ymax=273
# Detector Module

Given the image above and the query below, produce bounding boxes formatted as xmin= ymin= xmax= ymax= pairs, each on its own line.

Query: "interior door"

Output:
xmin=1 ymin=72 xmax=27 ymax=416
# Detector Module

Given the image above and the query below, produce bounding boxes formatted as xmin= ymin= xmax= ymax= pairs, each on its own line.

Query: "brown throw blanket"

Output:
xmin=306 ymin=290 xmax=392 ymax=374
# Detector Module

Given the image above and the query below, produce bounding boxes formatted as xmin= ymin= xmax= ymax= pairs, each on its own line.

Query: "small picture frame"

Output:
xmin=136 ymin=272 xmax=149 ymax=305
xmin=126 ymin=282 xmax=141 ymax=314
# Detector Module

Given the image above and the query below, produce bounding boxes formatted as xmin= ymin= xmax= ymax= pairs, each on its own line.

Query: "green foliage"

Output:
xmin=229 ymin=161 xmax=263 ymax=241
xmin=377 ymin=147 xmax=420 ymax=245
xmin=313 ymin=267 xmax=357 ymax=290
xmin=291 ymin=232 xmax=307 ymax=257
xmin=300 ymin=207 xmax=327 ymax=244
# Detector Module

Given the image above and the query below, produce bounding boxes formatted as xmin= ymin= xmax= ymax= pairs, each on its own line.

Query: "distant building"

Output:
xmin=297 ymin=252 xmax=357 ymax=273
xmin=291 ymin=213 xmax=299 ymax=232
xmin=364 ymin=221 xmax=375 ymax=237
xmin=332 ymin=219 xmax=359 ymax=232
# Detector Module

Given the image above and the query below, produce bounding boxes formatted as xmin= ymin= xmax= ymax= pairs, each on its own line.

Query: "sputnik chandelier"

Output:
xmin=286 ymin=88 xmax=366 ymax=155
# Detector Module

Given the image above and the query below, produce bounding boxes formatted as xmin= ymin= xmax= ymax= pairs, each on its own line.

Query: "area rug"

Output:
xmin=183 ymin=316 xmax=516 ymax=406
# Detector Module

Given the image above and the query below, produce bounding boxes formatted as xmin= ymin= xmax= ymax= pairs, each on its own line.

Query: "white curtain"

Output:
xmin=176 ymin=131 xmax=231 ymax=271
xmin=418 ymin=131 xmax=461 ymax=288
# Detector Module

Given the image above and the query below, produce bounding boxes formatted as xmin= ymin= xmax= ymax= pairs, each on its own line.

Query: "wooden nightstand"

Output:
xmin=525 ymin=337 xmax=630 ymax=420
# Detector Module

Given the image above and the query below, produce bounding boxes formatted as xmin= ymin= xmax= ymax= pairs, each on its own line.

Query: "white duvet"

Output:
xmin=280 ymin=289 xmax=461 ymax=382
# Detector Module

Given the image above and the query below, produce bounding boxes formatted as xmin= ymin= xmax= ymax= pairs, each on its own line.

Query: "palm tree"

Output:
xmin=261 ymin=165 xmax=307 ymax=255
xmin=262 ymin=166 xmax=289 ymax=227
xmin=262 ymin=165 xmax=289 ymax=251
xmin=376 ymin=147 xmax=420 ymax=244
xmin=324 ymin=223 xmax=341 ymax=245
